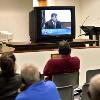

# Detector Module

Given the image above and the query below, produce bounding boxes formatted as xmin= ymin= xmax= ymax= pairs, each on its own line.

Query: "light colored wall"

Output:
xmin=1 ymin=0 xmax=100 ymax=41
xmin=0 ymin=0 xmax=81 ymax=42
xmin=0 ymin=0 xmax=33 ymax=42
xmin=14 ymin=48 xmax=100 ymax=86
xmin=80 ymin=0 xmax=100 ymax=34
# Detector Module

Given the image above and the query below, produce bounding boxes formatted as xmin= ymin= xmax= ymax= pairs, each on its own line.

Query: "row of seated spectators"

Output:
xmin=0 ymin=52 xmax=60 ymax=100
xmin=0 ymin=40 xmax=99 ymax=100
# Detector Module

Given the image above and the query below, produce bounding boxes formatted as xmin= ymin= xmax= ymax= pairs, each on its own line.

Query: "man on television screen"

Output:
xmin=45 ymin=13 xmax=62 ymax=29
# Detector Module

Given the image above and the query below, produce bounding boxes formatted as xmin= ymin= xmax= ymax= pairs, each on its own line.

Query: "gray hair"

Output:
xmin=21 ymin=64 xmax=40 ymax=85
xmin=88 ymin=74 xmax=100 ymax=100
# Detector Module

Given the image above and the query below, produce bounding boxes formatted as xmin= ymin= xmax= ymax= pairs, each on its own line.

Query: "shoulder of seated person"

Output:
xmin=71 ymin=56 xmax=79 ymax=58
xmin=71 ymin=56 xmax=80 ymax=60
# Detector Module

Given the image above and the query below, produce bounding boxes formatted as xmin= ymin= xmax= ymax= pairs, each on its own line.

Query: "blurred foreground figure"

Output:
xmin=16 ymin=64 xmax=61 ymax=100
xmin=88 ymin=74 xmax=100 ymax=100
xmin=0 ymin=52 xmax=22 ymax=100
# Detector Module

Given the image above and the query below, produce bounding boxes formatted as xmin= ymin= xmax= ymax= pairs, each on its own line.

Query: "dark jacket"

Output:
xmin=45 ymin=19 xmax=62 ymax=29
xmin=0 ymin=73 xmax=22 ymax=100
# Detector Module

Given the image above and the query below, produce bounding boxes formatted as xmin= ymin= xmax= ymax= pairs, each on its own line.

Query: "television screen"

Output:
xmin=42 ymin=10 xmax=71 ymax=36
xmin=29 ymin=6 xmax=75 ymax=43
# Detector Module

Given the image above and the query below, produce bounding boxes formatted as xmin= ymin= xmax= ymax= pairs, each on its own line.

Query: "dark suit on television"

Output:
xmin=45 ymin=19 xmax=62 ymax=29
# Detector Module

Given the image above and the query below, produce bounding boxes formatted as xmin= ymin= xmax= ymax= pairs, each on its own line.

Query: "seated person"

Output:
xmin=88 ymin=74 xmax=100 ymax=100
xmin=43 ymin=40 xmax=80 ymax=80
xmin=0 ymin=52 xmax=22 ymax=100
xmin=15 ymin=64 xmax=61 ymax=100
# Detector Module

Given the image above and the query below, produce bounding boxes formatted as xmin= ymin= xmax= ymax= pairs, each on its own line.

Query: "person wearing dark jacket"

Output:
xmin=0 ymin=52 xmax=22 ymax=100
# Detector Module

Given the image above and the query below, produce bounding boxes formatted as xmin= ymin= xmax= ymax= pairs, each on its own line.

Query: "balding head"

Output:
xmin=58 ymin=40 xmax=71 ymax=55
xmin=88 ymin=74 xmax=100 ymax=100
xmin=21 ymin=64 xmax=40 ymax=85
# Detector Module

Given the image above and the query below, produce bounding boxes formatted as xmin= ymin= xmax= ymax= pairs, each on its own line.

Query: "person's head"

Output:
xmin=88 ymin=74 xmax=100 ymax=100
xmin=58 ymin=40 xmax=71 ymax=55
xmin=51 ymin=13 xmax=57 ymax=22
xmin=21 ymin=64 xmax=40 ymax=85
xmin=0 ymin=52 xmax=16 ymax=77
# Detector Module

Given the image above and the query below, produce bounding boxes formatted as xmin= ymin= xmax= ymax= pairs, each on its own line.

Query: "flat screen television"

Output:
xmin=29 ymin=6 xmax=75 ymax=43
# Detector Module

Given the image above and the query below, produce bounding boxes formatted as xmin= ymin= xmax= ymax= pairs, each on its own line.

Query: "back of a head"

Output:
xmin=58 ymin=40 xmax=71 ymax=55
xmin=0 ymin=52 xmax=16 ymax=77
xmin=21 ymin=64 xmax=40 ymax=85
xmin=88 ymin=74 xmax=100 ymax=100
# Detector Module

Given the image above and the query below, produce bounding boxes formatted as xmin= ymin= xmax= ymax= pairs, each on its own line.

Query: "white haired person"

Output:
xmin=88 ymin=74 xmax=100 ymax=100
xmin=15 ymin=64 xmax=61 ymax=100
